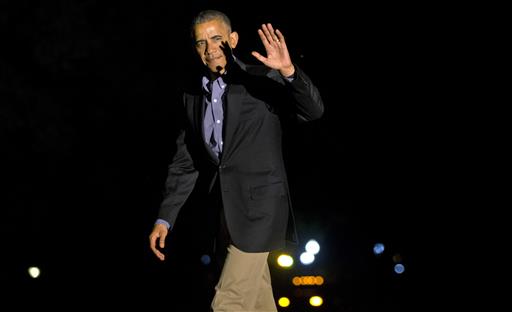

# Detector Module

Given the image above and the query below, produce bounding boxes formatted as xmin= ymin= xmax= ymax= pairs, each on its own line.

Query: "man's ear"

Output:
xmin=229 ymin=31 xmax=239 ymax=49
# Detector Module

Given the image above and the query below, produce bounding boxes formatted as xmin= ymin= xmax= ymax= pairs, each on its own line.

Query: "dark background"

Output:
xmin=1 ymin=0 xmax=458 ymax=310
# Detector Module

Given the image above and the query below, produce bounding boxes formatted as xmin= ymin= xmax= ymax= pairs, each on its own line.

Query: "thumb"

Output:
xmin=251 ymin=51 xmax=265 ymax=64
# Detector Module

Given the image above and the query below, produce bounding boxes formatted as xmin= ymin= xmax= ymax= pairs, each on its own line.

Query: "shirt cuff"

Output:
xmin=155 ymin=219 xmax=171 ymax=230
xmin=284 ymin=71 xmax=296 ymax=82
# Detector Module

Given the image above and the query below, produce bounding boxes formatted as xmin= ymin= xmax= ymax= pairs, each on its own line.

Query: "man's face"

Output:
xmin=193 ymin=19 xmax=238 ymax=75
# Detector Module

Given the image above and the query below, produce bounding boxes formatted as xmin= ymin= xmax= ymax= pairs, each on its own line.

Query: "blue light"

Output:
xmin=200 ymin=254 xmax=211 ymax=265
xmin=394 ymin=263 xmax=405 ymax=274
xmin=373 ymin=243 xmax=385 ymax=255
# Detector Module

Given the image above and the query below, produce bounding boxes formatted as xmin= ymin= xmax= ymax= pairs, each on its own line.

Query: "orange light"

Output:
xmin=292 ymin=275 xmax=325 ymax=286
xmin=292 ymin=276 xmax=301 ymax=286
xmin=315 ymin=276 xmax=324 ymax=285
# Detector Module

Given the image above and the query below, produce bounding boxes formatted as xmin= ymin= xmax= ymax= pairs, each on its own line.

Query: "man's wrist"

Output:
xmin=280 ymin=65 xmax=295 ymax=79
xmin=155 ymin=219 xmax=171 ymax=229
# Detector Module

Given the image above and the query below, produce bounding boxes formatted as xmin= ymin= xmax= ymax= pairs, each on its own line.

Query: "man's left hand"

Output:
xmin=252 ymin=23 xmax=295 ymax=78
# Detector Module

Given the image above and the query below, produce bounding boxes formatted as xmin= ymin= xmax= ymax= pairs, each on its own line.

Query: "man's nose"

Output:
xmin=206 ymin=41 xmax=217 ymax=54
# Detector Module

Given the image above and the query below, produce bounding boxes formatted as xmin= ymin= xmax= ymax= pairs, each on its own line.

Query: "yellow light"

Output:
xmin=278 ymin=297 xmax=290 ymax=307
xmin=277 ymin=254 xmax=294 ymax=268
xmin=309 ymin=295 xmax=323 ymax=307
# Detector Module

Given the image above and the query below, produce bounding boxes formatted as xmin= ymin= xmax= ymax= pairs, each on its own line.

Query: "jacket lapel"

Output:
xmin=222 ymin=84 xmax=243 ymax=164
xmin=192 ymin=94 xmax=219 ymax=164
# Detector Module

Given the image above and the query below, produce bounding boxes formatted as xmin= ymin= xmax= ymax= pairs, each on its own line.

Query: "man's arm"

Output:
xmin=149 ymin=128 xmax=198 ymax=261
xmin=158 ymin=129 xmax=199 ymax=226
xmin=284 ymin=65 xmax=324 ymax=122
xmin=251 ymin=23 xmax=324 ymax=122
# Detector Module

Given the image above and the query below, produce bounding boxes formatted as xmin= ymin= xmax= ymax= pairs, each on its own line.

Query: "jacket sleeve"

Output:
xmin=286 ymin=65 xmax=324 ymax=122
xmin=157 ymin=128 xmax=199 ymax=228
xmin=265 ymin=64 xmax=324 ymax=122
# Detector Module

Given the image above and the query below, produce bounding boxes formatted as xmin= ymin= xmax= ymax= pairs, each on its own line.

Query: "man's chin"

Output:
xmin=206 ymin=62 xmax=226 ymax=74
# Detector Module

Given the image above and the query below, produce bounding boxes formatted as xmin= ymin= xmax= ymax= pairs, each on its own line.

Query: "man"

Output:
xmin=149 ymin=9 xmax=324 ymax=311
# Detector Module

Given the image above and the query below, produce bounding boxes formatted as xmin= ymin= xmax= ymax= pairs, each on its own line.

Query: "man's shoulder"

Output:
xmin=233 ymin=59 xmax=283 ymax=86
xmin=236 ymin=60 xmax=273 ymax=77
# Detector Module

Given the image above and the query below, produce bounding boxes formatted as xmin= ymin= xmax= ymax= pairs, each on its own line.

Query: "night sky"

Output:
xmin=1 ymin=1 xmax=455 ymax=310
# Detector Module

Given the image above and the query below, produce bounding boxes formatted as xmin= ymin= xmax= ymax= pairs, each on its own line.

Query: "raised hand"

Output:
xmin=252 ymin=23 xmax=295 ymax=77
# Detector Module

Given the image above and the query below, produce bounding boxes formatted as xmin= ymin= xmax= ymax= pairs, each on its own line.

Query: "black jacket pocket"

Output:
xmin=249 ymin=182 xmax=285 ymax=200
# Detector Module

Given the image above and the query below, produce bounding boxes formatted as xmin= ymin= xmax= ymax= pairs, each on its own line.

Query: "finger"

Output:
xmin=251 ymin=51 xmax=266 ymax=63
xmin=149 ymin=234 xmax=166 ymax=261
xmin=267 ymin=23 xmax=281 ymax=43
xmin=261 ymin=24 xmax=274 ymax=44
xmin=149 ymin=233 xmax=158 ymax=249
xmin=150 ymin=236 xmax=160 ymax=254
xmin=154 ymin=249 xmax=165 ymax=261
xmin=257 ymin=29 xmax=270 ymax=47
xmin=266 ymin=23 xmax=279 ymax=42
xmin=275 ymin=29 xmax=286 ymax=44
xmin=159 ymin=233 xmax=166 ymax=248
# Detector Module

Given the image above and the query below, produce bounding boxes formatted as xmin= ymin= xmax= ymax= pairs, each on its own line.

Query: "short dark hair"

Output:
xmin=190 ymin=10 xmax=232 ymax=38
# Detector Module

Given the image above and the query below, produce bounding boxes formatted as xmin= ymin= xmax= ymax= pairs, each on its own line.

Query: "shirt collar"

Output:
xmin=202 ymin=75 xmax=227 ymax=93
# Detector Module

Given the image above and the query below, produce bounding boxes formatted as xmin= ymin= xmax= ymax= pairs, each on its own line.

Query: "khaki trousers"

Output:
xmin=211 ymin=244 xmax=278 ymax=312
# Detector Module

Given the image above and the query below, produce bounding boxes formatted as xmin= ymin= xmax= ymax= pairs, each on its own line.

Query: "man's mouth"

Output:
xmin=206 ymin=56 xmax=222 ymax=62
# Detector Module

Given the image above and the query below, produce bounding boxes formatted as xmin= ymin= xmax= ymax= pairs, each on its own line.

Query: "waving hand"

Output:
xmin=252 ymin=23 xmax=295 ymax=77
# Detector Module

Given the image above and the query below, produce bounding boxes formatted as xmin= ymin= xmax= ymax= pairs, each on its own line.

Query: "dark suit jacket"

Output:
xmin=158 ymin=59 xmax=324 ymax=252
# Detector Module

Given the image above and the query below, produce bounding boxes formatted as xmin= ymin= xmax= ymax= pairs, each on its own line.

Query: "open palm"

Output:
xmin=252 ymin=23 xmax=294 ymax=76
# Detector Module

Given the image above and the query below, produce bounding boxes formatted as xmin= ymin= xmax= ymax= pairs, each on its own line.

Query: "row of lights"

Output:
xmin=278 ymin=295 xmax=323 ymax=308
xmin=292 ymin=275 xmax=324 ymax=286
xmin=277 ymin=239 xmax=321 ymax=268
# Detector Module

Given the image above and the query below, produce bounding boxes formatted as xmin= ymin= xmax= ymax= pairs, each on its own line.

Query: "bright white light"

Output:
xmin=305 ymin=239 xmax=320 ymax=254
xmin=28 ymin=267 xmax=40 ymax=278
xmin=277 ymin=254 xmax=294 ymax=268
xmin=373 ymin=243 xmax=385 ymax=255
xmin=300 ymin=252 xmax=315 ymax=265
xmin=394 ymin=263 xmax=405 ymax=274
